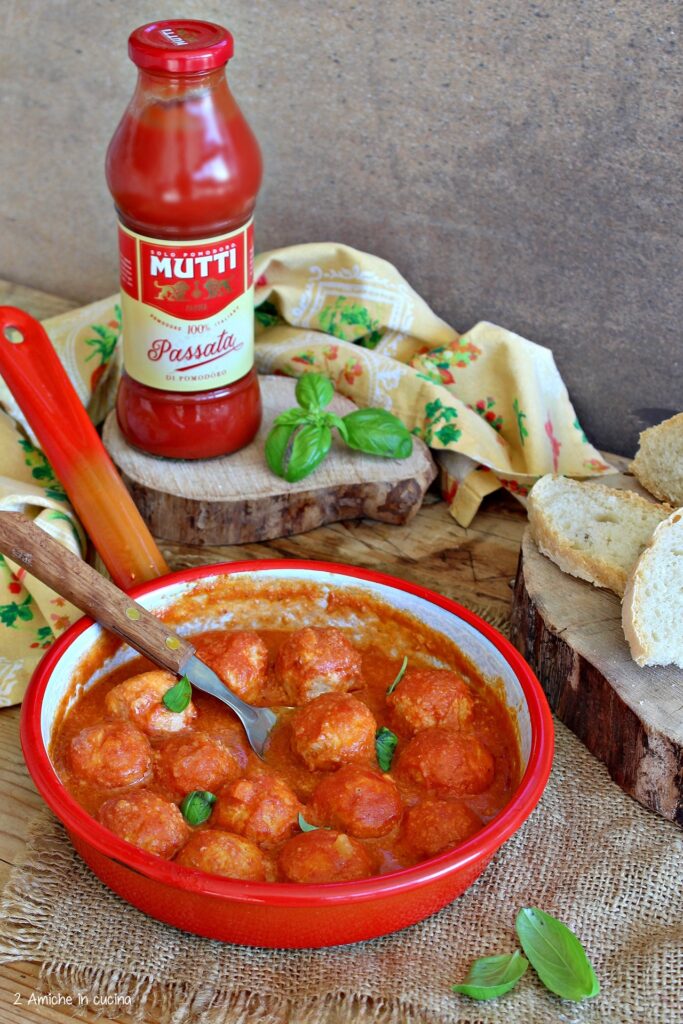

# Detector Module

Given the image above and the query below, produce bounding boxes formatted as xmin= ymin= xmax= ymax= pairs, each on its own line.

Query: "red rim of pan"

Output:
xmin=20 ymin=559 xmax=554 ymax=907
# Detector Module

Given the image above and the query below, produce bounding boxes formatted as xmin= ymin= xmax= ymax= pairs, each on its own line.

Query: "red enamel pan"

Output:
xmin=19 ymin=558 xmax=553 ymax=948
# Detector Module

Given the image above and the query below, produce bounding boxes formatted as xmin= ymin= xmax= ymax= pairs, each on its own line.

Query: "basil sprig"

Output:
xmin=515 ymin=907 xmax=600 ymax=1001
xmin=265 ymin=372 xmax=413 ymax=483
xmin=180 ymin=790 xmax=216 ymax=826
xmin=162 ymin=675 xmax=192 ymax=713
xmin=452 ymin=951 xmax=529 ymax=1001
xmin=375 ymin=726 xmax=398 ymax=772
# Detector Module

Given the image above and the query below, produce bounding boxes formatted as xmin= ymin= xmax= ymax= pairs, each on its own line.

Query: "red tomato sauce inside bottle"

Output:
xmin=106 ymin=20 xmax=263 ymax=459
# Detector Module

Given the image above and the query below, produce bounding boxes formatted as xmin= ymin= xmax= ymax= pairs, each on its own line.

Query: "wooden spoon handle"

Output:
xmin=0 ymin=511 xmax=194 ymax=675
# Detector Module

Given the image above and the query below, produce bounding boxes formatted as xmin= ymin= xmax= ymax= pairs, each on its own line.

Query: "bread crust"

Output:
xmin=622 ymin=508 xmax=683 ymax=668
xmin=621 ymin=572 xmax=648 ymax=666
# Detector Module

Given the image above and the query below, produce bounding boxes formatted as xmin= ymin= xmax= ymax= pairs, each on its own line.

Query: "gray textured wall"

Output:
xmin=1 ymin=0 xmax=681 ymax=455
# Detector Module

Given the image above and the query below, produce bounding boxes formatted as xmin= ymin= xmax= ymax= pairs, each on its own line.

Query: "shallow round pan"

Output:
xmin=21 ymin=560 xmax=553 ymax=948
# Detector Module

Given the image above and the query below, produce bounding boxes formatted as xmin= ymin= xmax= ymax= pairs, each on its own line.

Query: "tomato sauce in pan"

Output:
xmin=51 ymin=621 xmax=521 ymax=884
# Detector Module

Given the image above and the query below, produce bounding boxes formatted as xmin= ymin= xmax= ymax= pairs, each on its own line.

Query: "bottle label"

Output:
xmin=117 ymin=220 xmax=254 ymax=392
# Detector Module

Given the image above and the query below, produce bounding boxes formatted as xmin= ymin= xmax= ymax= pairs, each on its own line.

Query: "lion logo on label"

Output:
xmin=154 ymin=281 xmax=190 ymax=302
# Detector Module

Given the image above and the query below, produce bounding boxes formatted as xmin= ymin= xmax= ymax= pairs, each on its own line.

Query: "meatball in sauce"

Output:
xmin=387 ymin=667 xmax=474 ymax=735
xmin=99 ymin=790 xmax=189 ymax=858
xmin=176 ymin=829 xmax=274 ymax=881
xmin=156 ymin=732 xmax=244 ymax=797
xmin=400 ymin=798 xmax=482 ymax=862
xmin=194 ymin=631 xmax=269 ymax=705
xmin=308 ymin=766 xmax=402 ymax=839
xmin=69 ymin=722 xmax=152 ymax=790
xmin=105 ymin=670 xmax=197 ymax=737
xmin=279 ymin=829 xmax=374 ymax=884
xmin=396 ymin=727 xmax=495 ymax=796
xmin=214 ymin=769 xmax=302 ymax=848
xmin=290 ymin=693 xmax=377 ymax=772
xmin=274 ymin=627 xmax=362 ymax=705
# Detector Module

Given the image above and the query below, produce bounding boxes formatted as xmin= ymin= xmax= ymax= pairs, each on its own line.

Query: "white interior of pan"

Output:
xmin=40 ymin=568 xmax=532 ymax=768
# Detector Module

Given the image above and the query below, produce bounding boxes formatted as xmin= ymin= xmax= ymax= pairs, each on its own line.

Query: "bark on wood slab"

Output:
xmin=511 ymin=528 xmax=683 ymax=825
xmin=103 ymin=375 xmax=437 ymax=546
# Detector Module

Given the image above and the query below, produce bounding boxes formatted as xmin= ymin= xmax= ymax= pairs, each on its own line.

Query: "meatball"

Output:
xmin=175 ymin=829 xmax=273 ymax=881
xmin=308 ymin=766 xmax=402 ymax=838
xmin=105 ymin=670 xmax=197 ymax=737
xmin=274 ymin=627 xmax=361 ymax=705
xmin=99 ymin=790 xmax=189 ymax=858
xmin=69 ymin=722 xmax=152 ymax=789
xmin=290 ymin=693 xmax=376 ymax=772
xmin=156 ymin=732 xmax=243 ymax=796
xmin=278 ymin=829 xmax=374 ymax=883
xmin=396 ymin=727 xmax=495 ymax=795
xmin=400 ymin=798 xmax=482 ymax=860
xmin=387 ymin=667 xmax=474 ymax=735
xmin=213 ymin=770 xmax=302 ymax=848
xmin=196 ymin=631 xmax=269 ymax=705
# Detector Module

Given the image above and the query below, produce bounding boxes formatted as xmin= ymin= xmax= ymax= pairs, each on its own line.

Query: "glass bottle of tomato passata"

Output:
xmin=106 ymin=20 xmax=262 ymax=459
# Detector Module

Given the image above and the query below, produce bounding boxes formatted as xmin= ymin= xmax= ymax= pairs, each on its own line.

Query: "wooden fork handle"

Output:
xmin=0 ymin=511 xmax=194 ymax=675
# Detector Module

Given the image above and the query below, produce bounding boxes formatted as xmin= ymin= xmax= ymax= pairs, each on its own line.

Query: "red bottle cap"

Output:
xmin=128 ymin=20 xmax=234 ymax=74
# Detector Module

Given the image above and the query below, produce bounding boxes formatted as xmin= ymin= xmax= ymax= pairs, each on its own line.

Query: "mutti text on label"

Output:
xmin=149 ymin=245 xmax=238 ymax=280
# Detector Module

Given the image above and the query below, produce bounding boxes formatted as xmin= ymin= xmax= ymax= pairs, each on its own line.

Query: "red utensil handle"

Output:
xmin=0 ymin=511 xmax=192 ymax=673
xmin=0 ymin=306 xmax=168 ymax=589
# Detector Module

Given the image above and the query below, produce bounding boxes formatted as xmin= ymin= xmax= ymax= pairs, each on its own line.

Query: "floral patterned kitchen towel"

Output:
xmin=253 ymin=244 xmax=613 ymax=523
xmin=0 ymin=243 xmax=612 ymax=705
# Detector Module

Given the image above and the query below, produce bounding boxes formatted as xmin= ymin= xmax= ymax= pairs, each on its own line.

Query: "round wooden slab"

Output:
xmin=103 ymin=375 xmax=437 ymax=546
xmin=511 ymin=526 xmax=683 ymax=826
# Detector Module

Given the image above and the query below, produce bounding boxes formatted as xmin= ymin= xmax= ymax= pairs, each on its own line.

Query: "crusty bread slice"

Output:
xmin=631 ymin=412 xmax=683 ymax=505
xmin=527 ymin=475 xmax=671 ymax=596
xmin=622 ymin=508 xmax=683 ymax=668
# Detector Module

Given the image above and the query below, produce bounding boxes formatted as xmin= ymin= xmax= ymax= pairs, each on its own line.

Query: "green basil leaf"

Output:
xmin=265 ymin=423 xmax=296 ymax=479
xmin=180 ymin=790 xmax=216 ymax=826
xmin=516 ymin=908 xmax=600 ymax=1001
xmin=375 ymin=726 xmax=398 ymax=772
xmin=386 ymin=656 xmax=408 ymax=695
xmin=452 ymin=950 xmax=529 ymax=1001
xmin=162 ymin=675 xmax=192 ymax=713
xmin=295 ymin=372 xmax=334 ymax=411
xmin=284 ymin=423 xmax=332 ymax=482
xmin=342 ymin=408 xmax=413 ymax=459
xmin=273 ymin=407 xmax=312 ymax=428
xmin=323 ymin=411 xmax=349 ymax=442
xmin=298 ymin=813 xmax=320 ymax=833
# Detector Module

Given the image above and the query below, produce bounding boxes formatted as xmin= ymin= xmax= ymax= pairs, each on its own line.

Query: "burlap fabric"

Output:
xmin=0 ymin=604 xmax=680 ymax=1024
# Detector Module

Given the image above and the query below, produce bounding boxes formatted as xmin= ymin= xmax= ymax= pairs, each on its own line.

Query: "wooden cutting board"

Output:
xmin=103 ymin=375 xmax=437 ymax=546
xmin=510 ymin=469 xmax=683 ymax=826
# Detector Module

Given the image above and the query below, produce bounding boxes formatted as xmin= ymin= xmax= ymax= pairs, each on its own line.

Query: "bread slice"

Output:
xmin=622 ymin=508 xmax=683 ymax=668
xmin=527 ymin=475 xmax=671 ymax=596
xmin=631 ymin=412 xmax=683 ymax=505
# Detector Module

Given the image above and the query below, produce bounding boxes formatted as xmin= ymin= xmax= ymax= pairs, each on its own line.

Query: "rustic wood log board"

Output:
xmin=511 ymin=503 xmax=683 ymax=825
xmin=102 ymin=375 xmax=437 ymax=546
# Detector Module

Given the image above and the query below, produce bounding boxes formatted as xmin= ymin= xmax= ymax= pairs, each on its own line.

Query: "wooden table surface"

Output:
xmin=0 ymin=280 xmax=572 ymax=1021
